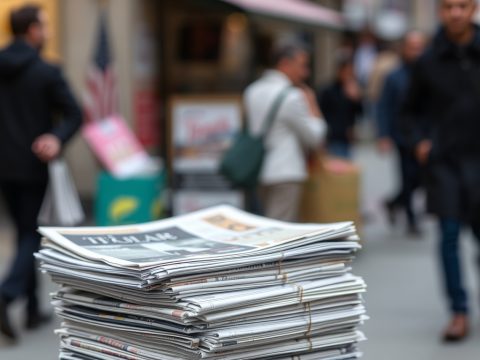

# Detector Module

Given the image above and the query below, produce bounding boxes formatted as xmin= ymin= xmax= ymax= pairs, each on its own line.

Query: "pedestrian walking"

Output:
xmin=244 ymin=41 xmax=327 ymax=222
xmin=377 ymin=31 xmax=427 ymax=235
xmin=318 ymin=51 xmax=362 ymax=159
xmin=403 ymin=0 xmax=480 ymax=341
xmin=0 ymin=5 xmax=82 ymax=342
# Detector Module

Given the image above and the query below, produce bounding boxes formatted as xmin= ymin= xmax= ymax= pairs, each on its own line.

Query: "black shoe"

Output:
xmin=407 ymin=225 xmax=422 ymax=238
xmin=0 ymin=297 xmax=17 ymax=341
xmin=25 ymin=311 xmax=52 ymax=330
xmin=384 ymin=201 xmax=398 ymax=226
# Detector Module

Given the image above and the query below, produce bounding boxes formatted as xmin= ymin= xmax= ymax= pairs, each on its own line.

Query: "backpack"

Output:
xmin=219 ymin=87 xmax=291 ymax=188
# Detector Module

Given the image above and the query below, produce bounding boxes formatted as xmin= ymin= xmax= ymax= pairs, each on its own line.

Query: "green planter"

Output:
xmin=95 ymin=171 xmax=166 ymax=226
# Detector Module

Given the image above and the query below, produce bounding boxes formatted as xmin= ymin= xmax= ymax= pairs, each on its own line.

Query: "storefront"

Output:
xmin=152 ymin=0 xmax=346 ymax=213
xmin=0 ymin=0 xmax=345 ymax=205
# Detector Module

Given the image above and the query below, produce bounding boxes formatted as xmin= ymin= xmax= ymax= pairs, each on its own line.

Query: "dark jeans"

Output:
xmin=327 ymin=141 xmax=352 ymax=160
xmin=246 ymin=187 xmax=263 ymax=216
xmin=389 ymin=144 xmax=421 ymax=227
xmin=439 ymin=218 xmax=480 ymax=314
xmin=0 ymin=180 xmax=46 ymax=314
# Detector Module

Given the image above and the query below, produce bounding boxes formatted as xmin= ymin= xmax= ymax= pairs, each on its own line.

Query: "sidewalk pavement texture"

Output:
xmin=0 ymin=143 xmax=478 ymax=359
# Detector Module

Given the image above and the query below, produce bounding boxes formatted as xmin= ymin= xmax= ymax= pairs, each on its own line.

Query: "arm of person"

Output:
xmin=376 ymin=73 xmax=395 ymax=153
xmin=345 ymin=80 xmax=363 ymax=132
xmin=353 ymin=98 xmax=363 ymax=118
xmin=48 ymin=66 xmax=83 ymax=144
xmin=33 ymin=67 xmax=83 ymax=162
xmin=300 ymin=84 xmax=322 ymax=118
xmin=318 ymin=86 xmax=332 ymax=126
xmin=283 ymin=87 xmax=327 ymax=150
xmin=401 ymin=58 xmax=432 ymax=164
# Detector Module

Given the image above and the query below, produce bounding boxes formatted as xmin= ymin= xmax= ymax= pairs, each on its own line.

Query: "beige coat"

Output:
xmin=244 ymin=70 xmax=326 ymax=185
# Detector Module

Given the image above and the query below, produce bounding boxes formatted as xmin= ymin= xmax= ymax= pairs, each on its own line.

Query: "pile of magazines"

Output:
xmin=36 ymin=205 xmax=368 ymax=360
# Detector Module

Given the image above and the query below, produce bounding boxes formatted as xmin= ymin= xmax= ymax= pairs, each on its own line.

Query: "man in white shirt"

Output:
xmin=244 ymin=42 xmax=327 ymax=221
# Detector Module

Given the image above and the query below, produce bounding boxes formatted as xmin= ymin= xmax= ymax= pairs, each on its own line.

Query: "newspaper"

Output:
xmin=38 ymin=205 xmax=355 ymax=268
xmin=37 ymin=205 xmax=367 ymax=359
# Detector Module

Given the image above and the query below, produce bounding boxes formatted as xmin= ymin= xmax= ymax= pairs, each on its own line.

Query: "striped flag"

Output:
xmin=83 ymin=12 xmax=117 ymax=123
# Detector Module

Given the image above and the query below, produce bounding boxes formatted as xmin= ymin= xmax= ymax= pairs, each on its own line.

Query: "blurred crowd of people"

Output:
xmin=245 ymin=0 xmax=480 ymax=344
xmin=316 ymin=0 xmax=480 ymax=342
xmin=318 ymin=29 xmax=428 ymax=235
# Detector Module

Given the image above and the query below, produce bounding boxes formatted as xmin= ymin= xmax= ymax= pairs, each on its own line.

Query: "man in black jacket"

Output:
xmin=0 ymin=5 xmax=82 ymax=341
xmin=403 ymin=0 xmax=480 ymax=342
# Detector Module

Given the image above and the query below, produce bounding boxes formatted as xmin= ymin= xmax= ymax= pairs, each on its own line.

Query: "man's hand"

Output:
xmin=415 ymin=140 xmax=432 ymax=164
xmin=343 ymin=79 xmax=362 ymax=102
xmin=377 ymin=137 xmax=393 ymax=154
xmin=32 ymin=134 xmax=61 ymax=162
xmin=299 ymin=84 xmax=316 ymax=102
xmin=299 ymin=84 xmax=322 ymax=118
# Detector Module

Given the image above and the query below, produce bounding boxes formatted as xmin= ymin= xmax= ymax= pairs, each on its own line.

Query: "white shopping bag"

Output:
xmin=38 ymin=158 xmax=85 ymax=226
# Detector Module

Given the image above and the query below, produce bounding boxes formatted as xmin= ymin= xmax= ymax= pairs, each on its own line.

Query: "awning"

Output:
xmin=220 ymin=0 xmax=345 ymax=30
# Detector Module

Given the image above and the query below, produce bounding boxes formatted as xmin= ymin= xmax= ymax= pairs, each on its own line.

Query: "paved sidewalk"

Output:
xmin=0 ymin=225 xmax=59 ymax=359
xmin=0 ymin=144 xmax=478 ymax=359
xmin=353 ymin=144 xmax=479 ymax=359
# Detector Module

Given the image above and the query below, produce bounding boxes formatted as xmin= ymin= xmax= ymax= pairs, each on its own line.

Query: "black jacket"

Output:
xmin=0 ymin=40 xmax=82 ymax=183
xmin=403 ymin=26 xmax=480 ymax=221
xmin=318 ymin=82 xmax=362 ymax=143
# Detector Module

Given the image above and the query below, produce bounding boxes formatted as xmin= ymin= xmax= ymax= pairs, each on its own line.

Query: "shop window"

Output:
xmin=177 ymin=19 xmax=222 ymax=63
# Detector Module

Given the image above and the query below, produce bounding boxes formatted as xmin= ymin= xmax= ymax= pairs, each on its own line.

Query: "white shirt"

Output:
xmin=244 ymin=70 xmax=327 ymax=185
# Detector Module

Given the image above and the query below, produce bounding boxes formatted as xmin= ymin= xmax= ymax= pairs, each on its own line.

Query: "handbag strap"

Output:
xmin=243 ymin=86 xmax=292 ymax=137
xmin=260 ymin=86 xmax=292 ymax=138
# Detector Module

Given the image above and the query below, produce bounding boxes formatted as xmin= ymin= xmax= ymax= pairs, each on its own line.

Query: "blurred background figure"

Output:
xmin=0 ymin=5 xmax=81 ymax=342
xmin=318 ymin=50 xmax=362 ymax=159
xmin=366 ymin=41 xmax=399 ymax=121
xmin=354 ymin=28 xmax=378 ymax=89
xmin=377 ymin=30 xmax=427 ymax=236
xmin=353 ymin=28 xmax=378 ymax=137
xmin=403 ymin=0 xmax=480 ymax=342
xmin=244 ymin=41 xmax=326 ymax=222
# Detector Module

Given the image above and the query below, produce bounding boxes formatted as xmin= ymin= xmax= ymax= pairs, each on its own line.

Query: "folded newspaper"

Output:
xmin=36 ymin=205 xmax=368 ymax=359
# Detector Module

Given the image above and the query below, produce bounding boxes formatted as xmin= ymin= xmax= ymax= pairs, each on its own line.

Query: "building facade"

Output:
xmin=1 ymin=0 xmax=345 ymax=196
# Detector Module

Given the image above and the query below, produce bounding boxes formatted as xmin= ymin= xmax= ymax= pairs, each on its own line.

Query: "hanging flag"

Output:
xmin=83 ymin=11 xmax=118 ymax=123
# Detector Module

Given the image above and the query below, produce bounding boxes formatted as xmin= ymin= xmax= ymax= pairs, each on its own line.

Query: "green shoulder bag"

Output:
xmin=219 ymin=87 xmax=291 ymax=188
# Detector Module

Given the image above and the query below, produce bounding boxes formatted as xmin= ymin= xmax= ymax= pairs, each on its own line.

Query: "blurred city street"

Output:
xmin=1 ymin=0 xmax=480 ymax=359
xmin=0 ymin=142 xmax=478 ymax=359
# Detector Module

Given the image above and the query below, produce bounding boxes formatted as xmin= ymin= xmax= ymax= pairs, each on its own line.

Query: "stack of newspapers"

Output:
xmin=36 ymin=205 xmax=368 ymax=360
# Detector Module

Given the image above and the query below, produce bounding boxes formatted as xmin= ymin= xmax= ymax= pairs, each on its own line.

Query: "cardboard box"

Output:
xmin=300 ymin=155 xmax=361 ymax=232
xmin=95 ymin=171 xmax=166 ymax=226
